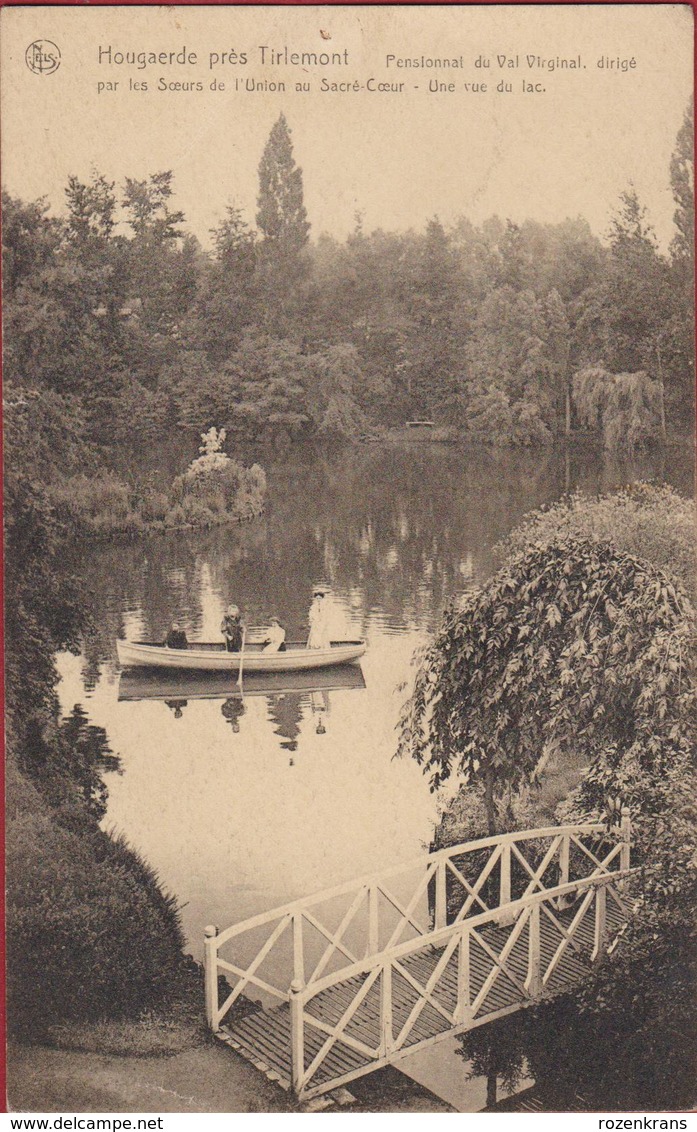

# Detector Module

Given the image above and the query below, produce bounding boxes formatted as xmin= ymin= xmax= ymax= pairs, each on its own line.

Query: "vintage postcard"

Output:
xmin=2 ymin=2 xmax=695 ymax=1118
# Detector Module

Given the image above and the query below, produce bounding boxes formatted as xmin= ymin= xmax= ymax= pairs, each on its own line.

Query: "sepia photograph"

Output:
xmin=2 ymin=2 xmax=695 ymax=1117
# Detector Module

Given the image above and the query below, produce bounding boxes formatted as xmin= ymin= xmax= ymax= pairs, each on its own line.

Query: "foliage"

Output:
xmin=456 ymin=731 xmax=697 ymax=1110
xmin=168 ymin=426 xmax=266 ymax=524
xmin=399 ymin=536 xmax=696 ymax=833
xmin=573 ymin=366 xmax=662 ymax=454
xmin=49 ymin=706 xmax=120 ymax=821
xmin=425 ymin=494 xmax=697 ymax=1108
xmin=48 ymin=473 xmax=132 ymax=527
xmin=666 ymin=97 xmax=696 ymax=424
xmin=6 ymin=756 xmax=187 ymax=1039
xmin=3 ymin=95 xmax=693 ymax=452
xmin=3 ymin=392 xmax=87 ymax=753
xmin=670 ymin=96 xmax=694 ymax=265
xmin=122 ymin=170 xmax=185 ymax=242
xmin=499 ymin=483 xmax=696 ymax=599
xmin=256 ymin=112 xmax=310 ymax=253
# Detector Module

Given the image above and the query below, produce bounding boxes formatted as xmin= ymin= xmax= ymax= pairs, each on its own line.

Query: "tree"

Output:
xmin=667 ymin=98 xmax=695 ymax=428
xmin=122 ymin=170 xmax=185 ymax=243
xmin=256 ymin=113 xmax=310 ymax=253
xmin=399 ymin=218 xmax=465 ymax=419
xmin=1 ymin=191 xmax=62 ymax=293
xmin=225 ymin=334 xmax=312 ymax=442
xmin=121 ymin=171 xmax=192 ymax=341
xmin=183 ymin=206 xmax=258 ymax=362
xmin=307 ymin=343 xmax=366 ymax=439
xmin=65 ymin=171 xmax=116 ymax=248
xmin=399 ymin=536 xmax=695 ymax=834
xmin=256 ymin=114 xmax=311 ymax=325
xmin=670 ymin=96 xmax=694 ymax=267
xmin=461 ymin=286 xmax=554 ymax=445
xmin=599 ymin=190 xmax=671 ymax=437
xmin=572 ymin=366 xmax=662 ymax=454
xmin=543 ymin=289 xmax=573 ymax=436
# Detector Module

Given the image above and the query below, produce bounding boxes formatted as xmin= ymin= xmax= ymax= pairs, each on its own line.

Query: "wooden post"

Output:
xmin=204 ymin=924 xmax=219 ymax=1030
xmin=368 ymin=885 xmax=379 ymax=956
xmin=290 ymin=978 xmax=305 ymax=1095
xmin=381 ymin=962 xmax=393 ymax=1056
xmin=559 ymin=834 xmax=570 ymax=887
xmin=592 ymin=884 xmax=607 ymax=962
xmin=456 ymin=925 xmax=472 ymax=1024
xmin=499 ymin=842 xmax=511 ymax=907
xmin=435 ymin=860 xmax=447 ymax=929
xmin=620 ymin=807 xmax=631 ymax=874
xmin=293 ymin=912 xmax=305 ymax=986
xmin=526 ymin=904 xmax=542 ymax=997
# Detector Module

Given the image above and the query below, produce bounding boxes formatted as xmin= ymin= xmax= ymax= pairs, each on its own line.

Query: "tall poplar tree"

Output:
xmin=667 ymin=98 xmax=695 ymax=427
xmin=256 ymin=113 xmax=310 ymax=254
xmin=256 ymin=114 xmax=311 ymax=325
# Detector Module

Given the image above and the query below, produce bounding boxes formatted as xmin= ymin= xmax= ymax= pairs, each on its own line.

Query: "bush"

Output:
xmin=178 ymin=496 xmax=217 ymax=527
xmin=169 ymin=430 xmax=266 ymax=525
xmin=136 ymin=490 xmax=170 ymax=525
xmin=401 ymin=535 xmax=696 ymax=833
xmin=6 ymin=783 xmax=186 ymax=1039
xmin=498 ymin=483 xmax=696 ymax=598
xmin=43 ymin=436 xmax=266 ymax=536
xmin=48 ymin=474 xmax=131 ymax=529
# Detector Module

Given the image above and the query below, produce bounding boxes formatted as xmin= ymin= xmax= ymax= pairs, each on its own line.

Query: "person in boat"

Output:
xmin=262 ymin=616 xmax=286 ymax=653
xmin=220 ymin=605 xmax=244 ymax=652
xmin=165 ymin=623 xmax=188 ymax=649
xmin=307 ymin=586 xmax=331 ymax=649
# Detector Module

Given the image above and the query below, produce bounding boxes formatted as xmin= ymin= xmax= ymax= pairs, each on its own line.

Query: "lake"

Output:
xmin=55 ymin=440 xmax=693 ymax=1111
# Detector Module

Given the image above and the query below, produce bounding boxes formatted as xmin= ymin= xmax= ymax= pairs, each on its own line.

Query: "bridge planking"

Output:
xmin=206 ymin=819 xmax=632 ymax=1100
xmin=217 ymin=897 xmax=624 ymax=1094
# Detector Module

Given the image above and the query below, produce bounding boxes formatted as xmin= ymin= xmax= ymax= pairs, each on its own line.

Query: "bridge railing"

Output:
xmin=289 ymin=865 xmax=636 ymax=1097
xmin=204 ymin=814 xmax=631 ymax=1037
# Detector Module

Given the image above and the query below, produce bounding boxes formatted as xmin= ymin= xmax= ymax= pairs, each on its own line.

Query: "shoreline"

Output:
xmin=6 ymin=1042 xmax=456 ymax=1114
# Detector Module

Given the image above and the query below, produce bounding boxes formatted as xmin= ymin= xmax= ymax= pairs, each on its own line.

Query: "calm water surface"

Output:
xmin=55 ymin=442 xmax=693 ymax=1110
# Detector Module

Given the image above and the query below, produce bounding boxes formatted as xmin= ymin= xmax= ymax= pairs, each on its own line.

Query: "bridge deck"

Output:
xmin=217 ymin=900 xmax=623 ymax=1093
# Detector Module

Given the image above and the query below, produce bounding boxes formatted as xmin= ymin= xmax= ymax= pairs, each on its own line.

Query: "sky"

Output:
xmin=1 ymin=5 xmax=693 ymax=250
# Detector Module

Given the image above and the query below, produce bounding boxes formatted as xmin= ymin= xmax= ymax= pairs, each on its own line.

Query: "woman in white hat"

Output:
xmin=307 ymin=586 xmax=331 ymax=649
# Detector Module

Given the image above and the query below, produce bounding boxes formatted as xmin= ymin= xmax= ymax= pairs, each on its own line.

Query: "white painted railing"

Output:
xmin=204 ymin=814 xmax=632 ymax=1097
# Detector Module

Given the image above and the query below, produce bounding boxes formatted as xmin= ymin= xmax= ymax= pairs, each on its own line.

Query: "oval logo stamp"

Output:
xmin=25 ymin=40 xmax=61 ymax=75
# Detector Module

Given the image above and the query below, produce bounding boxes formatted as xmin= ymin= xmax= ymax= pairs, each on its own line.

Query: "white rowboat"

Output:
xmin=116 ymin=638 xmax=366 ymax=672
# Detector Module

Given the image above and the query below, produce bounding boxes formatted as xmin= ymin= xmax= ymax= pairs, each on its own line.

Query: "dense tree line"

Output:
xmin=3 ymin=103 xmax=694 ymax=464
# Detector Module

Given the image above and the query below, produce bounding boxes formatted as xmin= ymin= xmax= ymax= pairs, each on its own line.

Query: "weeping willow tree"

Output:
xmin=572 ymin=366 xmax=662 ymax=453
xmin=398 ymin=535 xmax=695 ymax=836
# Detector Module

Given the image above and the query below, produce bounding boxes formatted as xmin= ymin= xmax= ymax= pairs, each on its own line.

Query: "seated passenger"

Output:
xmin=263 ymin=616 xmax=286 ymax=653
xmin=165 ymin=624 xmax=188 ymax=649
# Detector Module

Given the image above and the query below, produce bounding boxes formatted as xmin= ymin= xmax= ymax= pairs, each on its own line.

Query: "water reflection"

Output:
xmin=165 ymin=698 xmax=188 ymax=720
xmin=55 ymin=442 xmax=694 ymax=1112
xmin=221 ymin=698 xmax=245 ymax=732
xmin=117 ymin=665 xmax=366 ymax=751
xmin=67 ymin=442 xmax=694 ymax=691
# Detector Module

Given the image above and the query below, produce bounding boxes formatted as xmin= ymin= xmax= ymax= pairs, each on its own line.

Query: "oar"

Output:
xmin=237 ymin=627 xmax=247 ymax=689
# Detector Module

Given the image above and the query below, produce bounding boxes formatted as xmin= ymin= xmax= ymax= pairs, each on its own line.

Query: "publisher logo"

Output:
xmin=26 ymin=40 xmax=61 ymax=75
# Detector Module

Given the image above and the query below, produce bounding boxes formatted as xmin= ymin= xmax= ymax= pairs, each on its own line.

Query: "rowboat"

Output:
xmin=116 ymin=638 xmax=367 ymax=673
xmin=118 ymin=664 xmax=366 ymax=702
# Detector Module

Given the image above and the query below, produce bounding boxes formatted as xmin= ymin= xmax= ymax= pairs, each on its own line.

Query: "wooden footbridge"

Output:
xmin=204 ymin=815 xmax=632 ymax=1101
